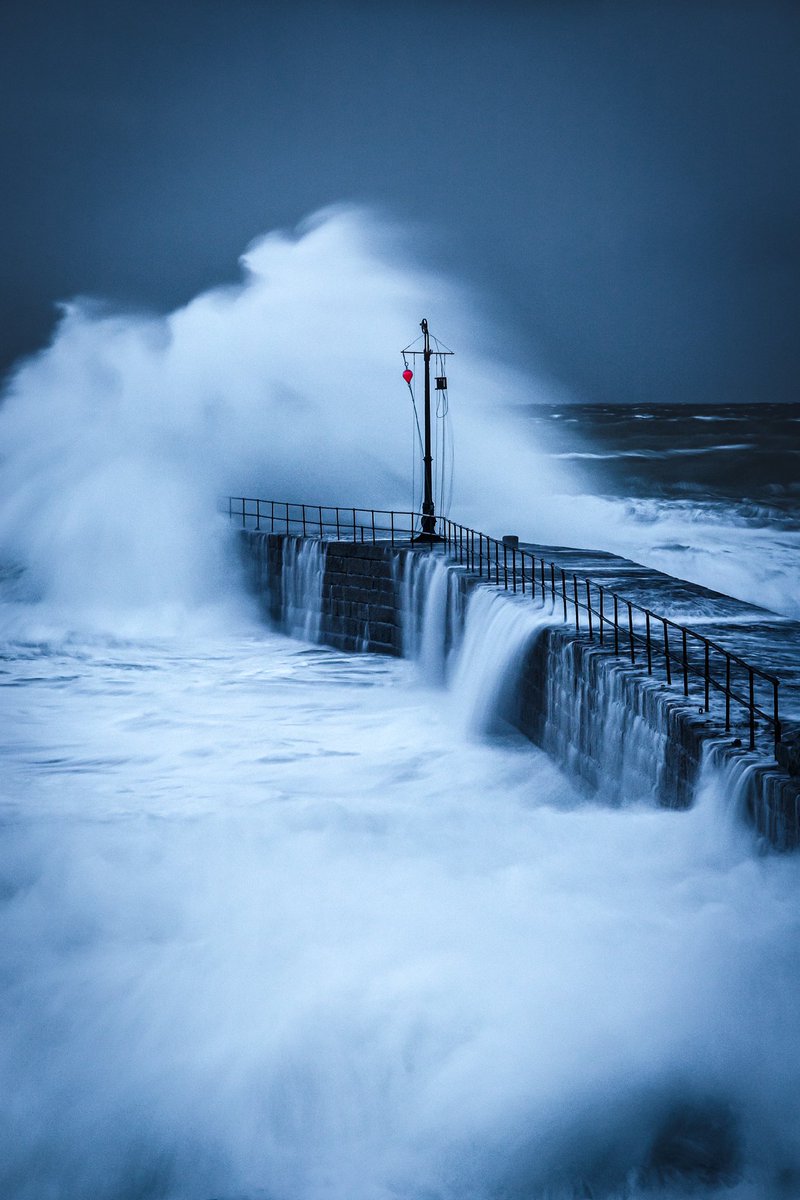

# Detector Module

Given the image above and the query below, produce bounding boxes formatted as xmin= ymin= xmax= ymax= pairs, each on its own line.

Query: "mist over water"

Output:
xmin=1 ymin=208 xmax=799 ymax=1198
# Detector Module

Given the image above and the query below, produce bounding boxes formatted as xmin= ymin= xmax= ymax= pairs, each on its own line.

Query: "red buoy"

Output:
xmin=402 ymin=368 xmax=413 ymax=384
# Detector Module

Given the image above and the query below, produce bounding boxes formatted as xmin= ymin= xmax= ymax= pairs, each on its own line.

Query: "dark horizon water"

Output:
xmin=515 ymin=402 xmax=800 ymax=622
xmin=523 ymin=402 xmax=800 ymax=514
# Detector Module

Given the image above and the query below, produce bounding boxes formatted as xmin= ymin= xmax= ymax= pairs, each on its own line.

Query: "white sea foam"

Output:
xmin=0 ymin=625 xmax=798 ymax=1199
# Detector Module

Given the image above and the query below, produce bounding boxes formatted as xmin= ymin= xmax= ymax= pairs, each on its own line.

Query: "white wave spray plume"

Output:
xmin=0 ymin=206 xmax=582 ymax=631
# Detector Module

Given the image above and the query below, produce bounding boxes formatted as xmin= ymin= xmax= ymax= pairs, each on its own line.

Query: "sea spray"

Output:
xmin=697 ymin=739 xmax=800 ymax=851
xmin=399 ymin=550 xmax=465 ymax=682
xmin=0 ymin=207 xmax=576 ymax=634
xmin=448 ymin=584 xmax=558 ymax=737
xmin=280 ymin=536 xmax=326 ymax=643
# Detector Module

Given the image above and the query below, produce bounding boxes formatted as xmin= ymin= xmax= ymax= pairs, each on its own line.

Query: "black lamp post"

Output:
xmin=402 ymin=318 xmax=452 ymax=543
xmin=420 ymin=318 xmax=437 ymax=537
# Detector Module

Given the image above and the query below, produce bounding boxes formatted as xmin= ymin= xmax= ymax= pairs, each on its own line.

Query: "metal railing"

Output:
xmin=439 ymin=516 xmax=781 ymax=756
xmin=227 ymin=496 xmax=420 ymax=544
xmin=228 ymin=497 xmax=782 ymax=755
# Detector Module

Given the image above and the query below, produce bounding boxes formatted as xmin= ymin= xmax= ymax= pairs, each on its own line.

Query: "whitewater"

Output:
xmin=1 ymin=208 xmax=799 ymax=1199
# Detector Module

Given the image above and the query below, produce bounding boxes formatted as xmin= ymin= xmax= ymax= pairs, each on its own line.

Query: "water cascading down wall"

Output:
xmin=241 ymin=530 xmax=799 ymax=849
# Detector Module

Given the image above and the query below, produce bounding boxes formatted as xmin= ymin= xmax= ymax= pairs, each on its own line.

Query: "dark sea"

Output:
xmin=527 ymin=402 xmax=800 ymax=510
xmin=519 ymin=402 xmax=800 ymax=620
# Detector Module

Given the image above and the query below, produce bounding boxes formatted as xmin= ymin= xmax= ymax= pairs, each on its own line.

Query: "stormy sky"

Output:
xmin=1 ymin=0 xmax=797 ymax=405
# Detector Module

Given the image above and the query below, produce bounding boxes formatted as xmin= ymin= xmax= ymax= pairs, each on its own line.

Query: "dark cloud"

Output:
xmin=1 ymin=0 xmax=797 ymax=402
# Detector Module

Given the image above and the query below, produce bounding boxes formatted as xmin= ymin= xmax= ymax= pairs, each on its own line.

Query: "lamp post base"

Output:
xmin=411 ymin=531 xmax=445 ymax=544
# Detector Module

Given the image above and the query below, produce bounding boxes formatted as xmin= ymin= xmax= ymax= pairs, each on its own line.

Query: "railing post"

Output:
xmin=550 ymin=562 xmax=556 ymax=603
xmin=541 ymin=559 xmax=546 ymax=601
xmin=503 ymin=543 xmax=508 ymax=589
xmin=371 ymin=510 xmax=376 ymax=544
xmin=512 ymin=548 xmax=517 ymax=593
xmin=353 ymin=508 xmax=357 ymax=543
xmin=774 ymin=679 xmax=781 ymax=751
xmin=319 ymin=505 xmax=324 ymax=538
xmin=613 ymin=594 xmax=619 ymax=654
xmin=703 ymin=641 xmax=710 ymax=712
xmin=561 ymin=570 xmax=568 ymax=622
xmin=725 ymin=655 xmax=731 ymax=731
xmin=228 ymin=496 xmax=233 ymax=521
xmin=271 ymin=499 xmax=275 ymax=532
xmin=749 ymin=669 xmax=755 ymax=750
xmin=572 ymin=574 xmax=579 ymax=632
xmin=627 ymin=601 xmax=635 ymax=663
xmin=256 ymin=498 xmax=261 ymax=531
xmin=495 ymin=542 xmax=500 ymax=586
xmin=521 ymin=551 xmax=526 ymax=595
xmin=390 ymin=511 xmax=395 ymax=547
xmin=284 ymin=502 xmax=289 ymax=535
xmin=586 ymin=580 xmax=593 ymax=639
xmin=335 ymin=507 xmax=340 ymax=540
xmin=663 ymin=620 xmax=671 ymax=685
xmin=645 ymin=611 xmax=652 ymax=673
xmin=241 ymin=497 xmax=246 ymax=528
xmin=599 ymin=587 xmax=604 ymax=644
xmin=479 ymin=533 xmax=483 ymax=576
xmin=682 ymin=629 xmax=689 ymax=697
xmin=302 ymin=505 xmax=307 ymax=537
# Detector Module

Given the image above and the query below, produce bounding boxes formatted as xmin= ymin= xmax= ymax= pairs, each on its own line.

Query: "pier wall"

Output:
xmin=240 ymin=530 xmax=800 ymax=848
xmin=247 ymin=532 xmax=403 ymax=655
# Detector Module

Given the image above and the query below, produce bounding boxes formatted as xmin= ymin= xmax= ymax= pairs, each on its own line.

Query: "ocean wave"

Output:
xmin=552 ymin=444 xmax=755 ymax=461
